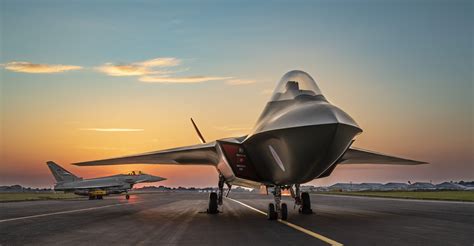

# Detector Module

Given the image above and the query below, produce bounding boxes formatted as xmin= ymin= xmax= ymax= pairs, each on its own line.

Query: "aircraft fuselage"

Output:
xmin=217 ymin=96 xmax=362 ymax=186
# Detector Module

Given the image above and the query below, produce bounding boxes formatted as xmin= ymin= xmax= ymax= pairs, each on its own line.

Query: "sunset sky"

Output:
xmin=1 ymin=0 xmax=472 ymax=188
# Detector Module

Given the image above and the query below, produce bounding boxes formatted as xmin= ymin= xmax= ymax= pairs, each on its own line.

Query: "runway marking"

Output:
xmin=226 ymin=197 xmax=343 ymax=246
xmin=0 ymin=201 xmax=143 ymax=223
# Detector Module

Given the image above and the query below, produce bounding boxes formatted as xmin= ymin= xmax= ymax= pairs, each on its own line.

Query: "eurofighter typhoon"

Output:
xmin=47 ymin=161 xmax=165 ymax=200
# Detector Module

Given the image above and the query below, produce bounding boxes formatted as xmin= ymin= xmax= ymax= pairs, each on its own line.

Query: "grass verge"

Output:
xmin=0 ymin=192 xmax=81 ymax=202
xmin=318 ymin=191 xmax=474 ymax=202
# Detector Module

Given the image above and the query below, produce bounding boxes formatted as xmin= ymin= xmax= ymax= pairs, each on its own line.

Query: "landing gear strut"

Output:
xmin=207 ymin=175 xmax=225 ymax=214
xmin=218 ymin=175 xmax=224 ymax=206
xmin=292 ymin=184 xmax=312 ymax=214
xmin=268 ymin=186 xmax=288 ymax=220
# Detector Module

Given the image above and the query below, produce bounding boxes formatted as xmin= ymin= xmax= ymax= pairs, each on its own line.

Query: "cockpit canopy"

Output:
xmin=270 ymin=70 xmax=322 ymax=102
xmin=126 ymin=171 xmax=144 ymax=176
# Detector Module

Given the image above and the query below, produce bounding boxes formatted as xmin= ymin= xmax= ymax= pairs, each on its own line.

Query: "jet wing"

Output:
xmin=73 ymin=182 xmax=125 ymax=189
xmin=338 ymin=147 xmax=427 ymax=165
xmin=73 ymin=142 xmax=219 ymax=166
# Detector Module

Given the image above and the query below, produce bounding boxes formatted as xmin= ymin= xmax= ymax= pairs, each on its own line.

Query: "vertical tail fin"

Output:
xmin=46 ymin=161 xmax=80 ymax=183
xmin=190 ymin=118 xmax=206 ymax=143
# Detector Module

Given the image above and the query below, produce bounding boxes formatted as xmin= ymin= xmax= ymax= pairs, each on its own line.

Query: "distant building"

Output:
xmin=435 ymin=182 xmax=465 ymax=191
xmin=358 ymin=183 xmax=383 ymax=191
xmin=301 ymin=185 xmax=317 ymax=192
xmin=311 ymin=186 xmax=329 ymax=192
xmin=408 ymin=182 xmax=436 ymax=191
xmin=329 ymin=183 xmax=355 ymax=191
xmin=381 ymin=182 xmax=408 ymax=191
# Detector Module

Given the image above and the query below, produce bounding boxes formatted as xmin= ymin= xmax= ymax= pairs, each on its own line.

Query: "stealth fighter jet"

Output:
xmin=74 ymin=70 xmax=426 ymax=219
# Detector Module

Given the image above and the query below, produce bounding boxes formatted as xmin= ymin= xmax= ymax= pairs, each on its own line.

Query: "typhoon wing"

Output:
xmin=338 ymin=147 xmax=427 ymax=165
xmin=73 ymin=142 xmax=219 ymax=166
xmin=71 ymin=180 xmax=125 ymax=189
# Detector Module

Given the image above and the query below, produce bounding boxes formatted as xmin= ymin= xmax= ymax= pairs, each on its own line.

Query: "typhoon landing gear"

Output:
xmin=268 ymin=186 xmax=288 ymax=220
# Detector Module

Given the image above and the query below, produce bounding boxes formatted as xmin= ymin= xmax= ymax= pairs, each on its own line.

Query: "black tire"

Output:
xmin=97 ymin=195 xmax=103 ymax=200
xmin=125 ymin=194 xmax=130 ymax=200
xmin=301 ymin=192 xmax=313 ymax=214
xmin=281 ymin=203 xmax=288 ymax=220
xmin=207 ymin=192 xmax=218 ymax=214
xmin=268 ymin=203 xmax=277 ymax=220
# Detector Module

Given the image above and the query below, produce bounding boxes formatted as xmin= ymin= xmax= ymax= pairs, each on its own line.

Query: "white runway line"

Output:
xmin=0 ymin=201 xmax=143 ymax=223
xmin=226 ymin=197 xmax=343 ymax=246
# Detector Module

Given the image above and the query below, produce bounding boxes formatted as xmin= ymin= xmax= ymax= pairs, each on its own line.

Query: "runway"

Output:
xmin=1 ymin=193 xmax=473 ymax=246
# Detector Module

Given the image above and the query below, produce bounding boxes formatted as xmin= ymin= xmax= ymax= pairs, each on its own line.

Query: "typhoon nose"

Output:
xmin=151 ymin=176 xmax=165 ymax=182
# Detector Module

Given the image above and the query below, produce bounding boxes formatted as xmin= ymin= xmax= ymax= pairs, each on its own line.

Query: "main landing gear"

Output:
xmin=268 ymin=186 xmax=288 ymax=220
xmin=291 ymin=184 xmax=312 ymax=214
xmin=207 ymin=175 xmax=227 ymax=214
xmin=88 ymin=195 xmax=103 ymax=200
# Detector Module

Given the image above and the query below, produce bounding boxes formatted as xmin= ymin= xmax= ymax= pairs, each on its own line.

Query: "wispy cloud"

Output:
xmin=139 ymin=75 xmax=232 ymax=83
xmin=226 ymin=79 xmax=257 ymax=85
xmin=78 ymin=146 xmax=127 ymax=150
xmin=2 ymin=58 xmax=256 ymax=86
xmin=98 ymin=57 xmax=238 ymax=84
xmin=79 ymin=128 xmax=144 ymax=132
xmin=96 ymin=57 xmax=180 ymax=76
xmin=1 ymin=61 xmax=82 ymax=74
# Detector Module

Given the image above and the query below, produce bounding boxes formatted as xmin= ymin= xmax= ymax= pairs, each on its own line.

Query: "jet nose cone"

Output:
xmin=325 ymin=104 xmax=361 ymax=130
xmin=150 ymin=175 xmax=166 ymax=182
xmin=275 ymin=101 xmax=362 ymax=131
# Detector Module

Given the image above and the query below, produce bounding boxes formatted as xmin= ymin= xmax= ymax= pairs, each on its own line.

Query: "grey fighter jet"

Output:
xmin=47 ymin=161 xmax=165 ymax=200
xmin=74 ymin=70 xmax=426 ymax=219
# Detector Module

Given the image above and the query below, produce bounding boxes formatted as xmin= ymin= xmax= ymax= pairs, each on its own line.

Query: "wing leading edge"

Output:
xmin=338 ymin=147 xmax=427 ymax=165
xmin=73 ymin=142 xmax=219 ymax=166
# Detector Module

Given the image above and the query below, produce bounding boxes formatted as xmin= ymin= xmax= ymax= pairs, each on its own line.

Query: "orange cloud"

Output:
xmin=96 ymin=57 xmax=180 ymax=76
xmin=2 ymin=61 xmax=82 ymax=73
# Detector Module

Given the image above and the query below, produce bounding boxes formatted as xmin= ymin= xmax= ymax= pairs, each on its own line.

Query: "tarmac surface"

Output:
xmin=1 ymin=192 xmax=473 ymax=246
